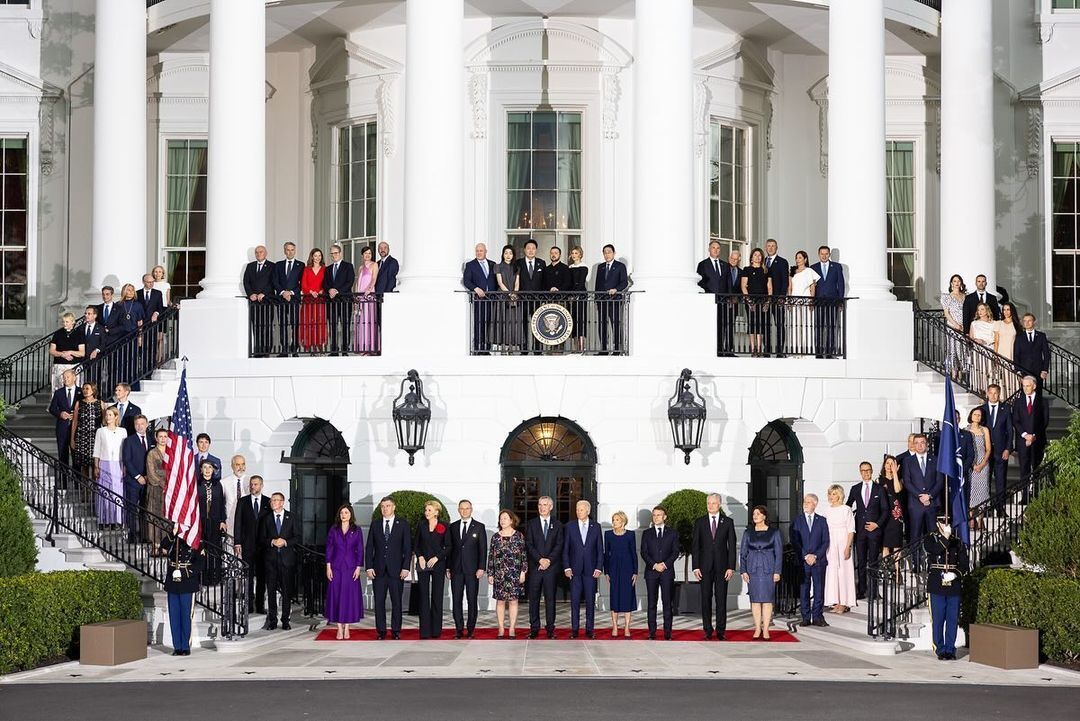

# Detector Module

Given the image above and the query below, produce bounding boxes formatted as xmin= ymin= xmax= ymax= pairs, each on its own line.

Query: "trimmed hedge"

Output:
xmin=370 ymin=490 xmax=450 ymax=532
xmin=0 ymin=570 xmax=144 ymax=674
xmin=658 ymin=489 xmax=719 ymax=577
xmin=0 ymin=458 xmax=36 ymax=578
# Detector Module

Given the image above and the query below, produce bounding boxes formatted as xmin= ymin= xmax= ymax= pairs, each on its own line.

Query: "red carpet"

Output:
xmin=314 ymin=627 xmax=797 ymax=642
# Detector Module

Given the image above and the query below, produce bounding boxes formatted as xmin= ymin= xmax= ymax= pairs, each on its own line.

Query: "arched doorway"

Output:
xmin=281 ymin=419 xmax=350 ymax=548
xmin=500 ymin=417 xmax=598 ymax=527
xmin=747 ymin=420 xmax=804 ymax=543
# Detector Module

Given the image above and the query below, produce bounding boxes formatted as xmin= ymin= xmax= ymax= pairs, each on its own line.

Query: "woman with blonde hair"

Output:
xmin=49 ymin=311 xmax=84 ymax=390
xmin=603 ymin=510 xmax=638 ymax=637
xmin=822 ymin=483 xmax=856 ymax=613
xmin=93 ymin=406 xmax=127 ymax=527
xmin=413 ymin=499 xmax=448 ymax=638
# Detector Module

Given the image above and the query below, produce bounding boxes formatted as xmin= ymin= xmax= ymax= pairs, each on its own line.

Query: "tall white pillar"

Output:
xmin=90 ymin=0 xmax=147 ymax=297
xmin=199 ymin=0 xmax=265 ymax=299
xmin=828 ymin=0 xmax=892 ymax=300
xmin=940 ymin=0 xmax=995 ymax=292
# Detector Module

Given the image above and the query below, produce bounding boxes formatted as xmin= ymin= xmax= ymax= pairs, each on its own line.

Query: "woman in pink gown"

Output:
xmin=353 ymin=246 xmax=379 ymax=354
xmin=822 ymin=484 xmax=857 ymax=613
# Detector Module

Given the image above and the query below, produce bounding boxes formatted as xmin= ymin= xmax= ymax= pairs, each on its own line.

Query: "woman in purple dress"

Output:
xmin=325 ymin=504 xmax=365 ymax=639
xmin=353 ymin=246 xmax=379 ymax=354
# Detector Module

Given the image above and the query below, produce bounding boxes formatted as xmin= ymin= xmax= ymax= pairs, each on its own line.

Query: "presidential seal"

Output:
xmin=530 ymin=303 xmax=573 ymax=346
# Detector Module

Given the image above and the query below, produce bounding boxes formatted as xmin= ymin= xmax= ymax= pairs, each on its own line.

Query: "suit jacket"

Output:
xmin=243 ymin=261 xmax=275 ymax=298
xmin=81 ymin=322 xmax=105 ymax=357
xmin=525 ymin=515 xmax=563 ymax=569
xmin=120 ymin=431 xmax=151 ymax=484
xmin=198 ymin=479 xmax=226 ymax=531
xmin=640 ymin=526 xmax=679 ymax=578
xmin=594 ymin=260 xmax=629 ymax=293
xmin=194 ymin=452 xmax=222 ymax=483
xmin=113 ymin=401 xmax=142 ymax=437
xmin=375 ymin=256 xmax=399 ymax=293
xmin=790 ymin=513 xmax=830 ymax=567
xmin=447 ymin=519 xmax=488 ymax=576
xmin=114 ymin=301 xmax=146 ymax=337
xmin=272 ymin=258 xmax=304 ymax=301
xmin=981 ymin=401 xmax=1014 ymax=455
xmin=901 ymin=453 xmax=945 ymax=507
xmin=962 ymin=291 xmax=1001 ymax=332
xmin=414 ymin=523 xmax=449 ymax=571
xmin=365 ymin=516 xmax=412 ymax=575
xmin=896 ymin=450 xmax=915 ymax=480
xmin=563 ymin=519 xmax=604 ymax=574
xmin=260 ymin=509 xmax=299 ymax=567
xmin=48 ymin=385 xmax=78 ymax=435
xmin=1012 ymin=393 xmax=1049 ymax=446
xmin=765 ymin=255 xmax=790 ymax=297
xmin=1014 ymin=330 xmax=1051 ymax=376
xmin=95 ymin=302 xmax=125 ymax=345
xmin=136 ymin=288 xmax=165 ymax=321
xmin=323 ymin=261 xmax=356 ymax=297
xmin=462 ymin=258 xmax=498 ymax=293
xmin=846 ymin=481 xmax=889 ymax=535
xmin=233 ymin=493 xmax=272 ymax=560
xmin=690 ymin=514 xmax=737 ymax=575
xmin=718 ymin=262 xmax=742 ymax=295
xmin=542 ymin=261 xmax=571 ymax=291
xmin=810 ymin=261 xmax=845 ymax=298
xmin=696 ymin=257 xmax=725 ymax=294
xmin=515 ymin=257 xmax=547 ymax=292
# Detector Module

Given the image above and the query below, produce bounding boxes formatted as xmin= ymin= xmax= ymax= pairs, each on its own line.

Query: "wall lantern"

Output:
xmin=667 ymin=368 xmax=706 ymax=465
xmin=392 ymin=369 xmax=431 ymax=466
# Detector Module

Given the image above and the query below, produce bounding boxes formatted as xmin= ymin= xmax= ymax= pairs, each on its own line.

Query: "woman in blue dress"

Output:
xmin=739 ymin=505 xmax=783 ymax=640
xmin=603 ymin=511 xmax=638 ymax=637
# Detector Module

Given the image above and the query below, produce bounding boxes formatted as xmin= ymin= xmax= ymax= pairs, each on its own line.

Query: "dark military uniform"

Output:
xmin=160 ymin=534 xmax=205 ymax=655
xmin=926 ymin=529 xmax=969 ymax=660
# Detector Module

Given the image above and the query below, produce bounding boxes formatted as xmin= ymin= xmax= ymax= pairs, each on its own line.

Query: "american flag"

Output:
xmin=163 ymin=368 xmax=202 ymax=549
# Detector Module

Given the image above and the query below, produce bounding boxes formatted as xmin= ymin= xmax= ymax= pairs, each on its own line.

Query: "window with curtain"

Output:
xmin=885 ymin=141 xmax=916 ymax=302
xmin=709 ymin=119 xmax=750 ymax=260
xmin=1052 ymin=0 xmax=1080 ymax=9
xmin=333 ymin=121 xmax=377 ymax=266
xmin=1052 ymin=142 xmax=1080 ymax=323
xmin=506 ymin=111 xmax=582 ymax=257
xmin=164 ymin=139 xmax=207 ymax=302
xmin=0 ymin=137 xmax=28 ymax=321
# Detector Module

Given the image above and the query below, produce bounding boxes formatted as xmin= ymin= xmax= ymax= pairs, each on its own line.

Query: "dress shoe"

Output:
xmin=180 ymin=650 xmax=191 ymax=656
xmin=171 ymin=650 xmax=182 ymax=656
xmin=391 ymin=632 xmax=401 ymax=640
xmin=262 ymin=621 xmax=277 ymax=631
xmin=936 ymin=653 xmax=946 ymax=661
xmin=569 ymin=631 xmax=579 ymax=639
xmin=715 ymin=633 xmax=726 ymax=641
xmin=945 ymin=652 xmax=957 ymax=660
xmin=811 ymin=618 xmax=829 ymax=627
xmin=648 ymin=633 xmax=656 ymax=640
xmin=454 ymin=632 xmax=463 ymax=640
xmin=798 ymin=619 xmax=812 ymax=627
xmin=664 ymin=633 xmax=672 ymax=641
xmin=586 ymin=631 xmax=596 ymax=640
xmin=255 ymin=607 xmax=266 ymax=616
xmin=281 ymin=622 xmax=291 ymax=630
xmin=703 ymin=631 xmax=713 ymax=640
xmin=546 ymin=631 xmax=556 ymax=640
xmin=377 ymin=633 xmax=386 ymax=640
xmin=775 ymin=353 xmax=787 ymax=358
xmin=528 ymin=631 xmax=539 ymax=639
xmin=467 ymin=630 xmax=475 ymax=639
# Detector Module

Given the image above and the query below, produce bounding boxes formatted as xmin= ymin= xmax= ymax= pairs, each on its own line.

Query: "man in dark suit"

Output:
xmin=112 ymin=383 xmax=142 ymax=437
xmin=691 ymin=493 xmax=738 ymax=640
xmin=901 ymin=433 xmax=945 ymax=559
xmin=696 ymin=240 xmax=725 ymax=294
xmin=595 ymin=244 xmax=630 ymax=354
xmin=48 ymin=369 xmax=78 ymax=468
xmin=260 ymin=492 xmax=298 ymax=630
xmin=763 ymin=239 xmax=790 ymax=357
xmin=1014 ymin=314 xmax=1051 ymax=392
xmin=324 ymin=243 xmax=356 ymax=355
xmin=243 ymin=245 xmax=276 ymax=356
xmin=79 ymin=305 xmax=106 ymax=390
xmin=193 ymin=433 xmax=222 ymax=483
xmin=525 ymin=495 xmax=562 ymax=638
xmin=515 ymin=239 xmax=547 ymax=355
xmin=462 ymin=243 xmax=499 ymax=354
xmin=961 ymin=274 xmax=1001 ymax=333
xmin=563 ymin=499 xmax=604 ymax=639
xmin=137 ymin=274 xmax=165 ymax=324
xmin=120 ymin=416 xmax=151 ymax=544
xmin=272 ymin=241 xmax=304 ymax=356
xmin=896 ymin=433 xmax=917 ymax=480
xmin=809 ymin=245 xmax=845 ymax=358
xmin=95 ymin=286 xmax=124 ymax=347
xmin=716 ymin=249 xmax=742 ymax=356
xmin=541 ymin=246 xmax=570 ymax=292
xmin=233 ymin=474 xmax=272 ymax=614
xmin=981 ymin=384 xmax=1014 ymax=514
xmin=375 ymin=242 xmax=399 ymax=293
xmin=846 ymin=461 xmax=889 ymax=600
xmin=365 ymin=496 xmax=412 ymax=639
xmin=447 ymin=499 xmax=488 ymax=639
xmin=791 ymin=494 xmax=830 ymax=626
xmin=1012 ymin=375 xmax=1049 ymax=490
xmin=640 ymin=505 xmax=679 ymax=640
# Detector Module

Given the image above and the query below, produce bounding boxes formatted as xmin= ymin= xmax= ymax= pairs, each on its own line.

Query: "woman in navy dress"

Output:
xmin=414 ymin=500 xmax=449 ymax=639
xmin=325 ymin=504 xmax=365 ymax=639
xmin=739 ymin=505 xmax=783 ymax=640
xmin=603 ymin=510 xmax=638 ymax=637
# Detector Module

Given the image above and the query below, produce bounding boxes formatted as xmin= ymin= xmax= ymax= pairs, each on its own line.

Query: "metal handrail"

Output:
xmin=0 ymin=319 xmax=85 ymax=406
xmin=295 ymin=543 xmax=328 ymax=618
xmin=70 ymin=306 xmax=180 ymax=396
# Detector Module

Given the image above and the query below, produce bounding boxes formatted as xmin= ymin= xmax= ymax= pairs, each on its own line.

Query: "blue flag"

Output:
xmin=936 ymin=375 xmax=970 ymax=545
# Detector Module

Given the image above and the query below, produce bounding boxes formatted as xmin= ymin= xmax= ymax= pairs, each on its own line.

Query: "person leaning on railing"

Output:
xmin=49 ymin=312 xmax=85 ymax=391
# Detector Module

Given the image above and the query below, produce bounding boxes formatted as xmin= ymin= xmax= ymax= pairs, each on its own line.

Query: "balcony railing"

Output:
xmin=711 ymin=295 xmax=849 ymax=359
xmin=247 ymin=296 xmax=383 ymax=358
xmin=0 ymin=320 xmax=84 ymax=406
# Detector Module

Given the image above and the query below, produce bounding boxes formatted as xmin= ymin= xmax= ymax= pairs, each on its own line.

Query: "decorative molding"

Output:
xmin=934 ymin=106 xmax=941 ymax=175
xmin=469 ymin=72 xmax=488 ymax=140
xmin=764 ymin=97 xmax=774 ymax=171
xmin=375 ymin=76 xmax=396 ymax=158
xmin=1037 ymin=22 xmax=1054 ymax=44
xmin=465 ymin=18 xmax=632 ymax=70
xmin=310 ymin=93 xmax=319 ymax=163
xmin=692 ymin=76 xmax=709 ymax=157
xmin=694 ymin=39 xmax=775 ymax=85
xmin=265 ymin=81 xmax=276 ymax=103
xmin=1026 ymin=106 xmax=1043 ymax=178
xmin=813 ymin=99 xmax=828 ymax=178
xmin=27 ymin=17 xmax=42 ymax=38
xmin=603 ymin=71 xmax=621 ymax=141
xmin=308 ymin=37 xmax=403 ymax=92
xmin=38 ymin=95 xmax=58 ymax=175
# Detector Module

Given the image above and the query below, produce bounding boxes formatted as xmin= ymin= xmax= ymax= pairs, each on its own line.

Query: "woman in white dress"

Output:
xmin=787 ymin=250 xmax=819 ymax=356
xmin=968 ymin=302 xmax=997 ymax=396
xmin=93 ymin=406 xmax=128 ymax=528
xmin=822 ymin=485 xmax=857 ymax=613
xmin=941 ymin=274 xmax=967 ymax=380
xmin=151 ymin=265 xmax=171 ymax=306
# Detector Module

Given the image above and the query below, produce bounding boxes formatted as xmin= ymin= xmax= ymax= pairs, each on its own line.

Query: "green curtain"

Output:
xmin=885 ymin=144 xmax=915 ymax=292
xmin=166 ymin=143 xmax=203 ymax=249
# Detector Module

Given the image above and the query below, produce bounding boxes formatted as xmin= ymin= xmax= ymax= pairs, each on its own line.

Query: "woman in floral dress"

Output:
xmin=486 ymin=509 xmax=526 ymax=638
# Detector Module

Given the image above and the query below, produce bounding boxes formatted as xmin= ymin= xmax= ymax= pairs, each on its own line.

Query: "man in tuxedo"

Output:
xmin=563 ymin=500 xmax=604 ymax=639
xmin=640 ymin=505 xmax=679 ymax=640
xmin=194 ymin=433 xmax=222 ymax=482
xmin=243 ymin=245 xmax=275 ymax=356
xmin=846 ymin=461 xmax=889 ymax=600
xmin=691 ymin=493 xmax=738 ymax=640
xmin=324 ymin=243 xmax=356 ymax=355
xmin=515 ymin=239 xmax=547 ymax=355
xmin=272 ymin=241 xmax=304 ymax=356
xmin=375 ymin=242 xmax=399 ymax=293
xmin=48 ymin=369 xmax=78 ymax=468
xmin=716 ymin=249 xmax=742 ymax=356
xmin=981 ymin=384 xmax=1014 ymax=514
xmin=233 ymin=475 xmax=272 ymax=614
xmin=447 ymin=499 xmax=488 ymax=639
xmin=962 ymin=274 xmax=1001 ymax=333
xmin=810 ymin=245 xmax=845 ymax=358
xmin=113 ymin=383 xmax=142 ymax=436
xmin=763 ymin=239 xmax=790 ymax=357
xmin=462 ymin=243 xmax=499 ymax=354
xmin=901 ymin=433 xmax=945 ymax=561
xmin=791 ymin=494 xmax=830 ymax=627
xmin=526 ymin=495 xmax=563 ymax=638
xmin=120 ymin=415 xmax=151 ymax=544
xmin=365 ymin=496 xmax=412 ymax=639
xmin=595 ymin=244 xmax=629 ymax=354
xmin=220 ymin=455 xmax=246 ymax=540
xmin=1012 ymin=375 xmax=1049 ymax=489
xmin=260 ymin=492 xmax=298 ymax=630
xmin=1014 ymin=314 xmax=1051 ymax=392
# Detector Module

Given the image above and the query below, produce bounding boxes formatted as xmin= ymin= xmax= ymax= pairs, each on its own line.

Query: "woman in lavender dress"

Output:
xmin=353 ymin=246 xmax=380 ymax=354
xmin=325 ymin=504 xmax=365 ymax=638
xmin=92 ymin=406 xmax=127 ymax=527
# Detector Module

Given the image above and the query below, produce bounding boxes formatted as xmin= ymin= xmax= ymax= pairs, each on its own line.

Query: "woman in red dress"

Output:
xmin=299 ymin=248 xmax=328 ymax=351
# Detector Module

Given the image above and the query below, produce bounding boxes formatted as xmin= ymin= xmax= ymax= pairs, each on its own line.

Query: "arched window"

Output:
xmin=747 ymin=420 xmax=803 ymax=543
xmin=500 ymin=416 xmax=597 ymax=526
xmin=283 ymin=418 xmax=350 ymax=548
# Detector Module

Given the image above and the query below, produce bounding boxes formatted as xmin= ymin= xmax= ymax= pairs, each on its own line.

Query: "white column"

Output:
xmin=827 ymin=0 xmax=892 ymax=300
xmin=199 ymin=0 xmax=265 ymax=298
xmin=940 ymin=0 xmax=995 ymax=292
xmin=90 ymin=0 xmax=147 ymax=297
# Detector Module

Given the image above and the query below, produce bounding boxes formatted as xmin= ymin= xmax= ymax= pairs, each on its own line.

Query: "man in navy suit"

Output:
xmin=48 ymin=369 xmax=79 ymax=468
xmin=846 ymin=461 xmax=889 ymax=600
xmin=810 ymin=245 xmax=845 ymax=358
xmin=233 ymin=474 xmax=272 ymax=614
xmin=515 ymin=239 xmax=547 ymax=355
xmin=462 ymin=243 xmax=499 ymax=354
xmin=324 ymin=243 xmax=356 ymax=355
xmin=1014 ymin=314 xmax=1051 ymax=392
xmin=374 ymin=242 xmax=399 ymax=293
xmin=901 ymin=433 xmax=945 ymax=560
xmin=80 ymin=306 xmax=105 ymax=390
xmin=1012 ymin=375 xmax=1049 ymax=490
xmin=716 ymin=249 xmax=742 ymax=356
xmin=272 ymin=241 xmax=304 ymax=356
xmin=791 ymin=494 xmax=830 ymax=626
xmin=260 ymin=492 xmax=299 ymax=630
xmin=120 ymin=415 xmax=151 ymax=544
xmin=112 ymin=383 xmax=142 ymax=437
xmin=243 ymin=245 xmax=276 ymax=356
xmin=691 ymin=493 xmax=738 ymax=640
xmin=95 ymin=286 xmax=124 ymax=347
xmin=447 ymin=499 xmax=488 ymax=639
xmin=697 ymin=241 xmax=727 ymax=356
xmin=366 ymin=496 xmax=412 ymax=639
xmin=981 ymin=384 xmax=1013 ymax=513
xmin=526 ymin=496 xmax=563 ymax=638
xmin=640 ymin=505 xmax=680 ymax=640
xmin=193 ymin=433 xmax=222 ymax=483
xmin=563 ymin=500 xmax=604 ymax=639
xmin=595 ymin=244 xmax=629 ymax=354
xmin=961 ymin=274 xmax=1001 ymax=333
xmin=763 ymin=239 xmax=790 ymax=357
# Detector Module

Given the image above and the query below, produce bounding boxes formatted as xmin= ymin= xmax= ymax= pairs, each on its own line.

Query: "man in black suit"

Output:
xmin=48 ymin=369 xmax=78 ymax=468
xmin=194 ymin=433 xmax=222 ymax=483
xmin=763 ymin=239 xmax=790 ymax=357
xmin=365 ymin=496 xmax=412 ymax=639
xmin=595 ymin=244 xmax=630 ymax=354
xmin=462 ymin=243 xmax=499 ymax=354
xmin=1014 ymin=314 xmax=1051 ymax=392
xmin=961 ymin=274 xmax=1001 ymax=333
xmin=716 ymin=249 xmax=742 ymax=356
xmin=112 ymin=383 xmax=142 ymax=436
xmin=697 ymin=240 xmax=726 ymax=355
xmin=374 ymin=242 xmax=399 ymax=293
xmin=846 ymin=461 xmax=889 ymax=600
xmin=1012 ymin=375 xmax=1049 ymax=490
xmin=137 ymin=274 xmax=165 ymax=324
xmin=896 ymin=433 xmax=917 ymax=480
xmin=120 ymin=416 xmax=151 ymax=544
xmin=260 ymin=492 xmax=298 ymax=630
xmin=901 ymin=434 xmax=945 ymax=563
xmin=447 ymin=499 xmax=487 ymax=639
xmin=563 ymin=500 xmax=604 ymax=639
xmin=541 ymin=246 xmax=570 ymax=292
xmin=691 ymin=493 xmax=738 ymax=640
xmin=981 ymin=384 xmax=1014 ymax=514
xmin=95 ymin=286 xmax=124 ymax=347
xmin=640 ymin=505 xmax=679 ymax=640
xmin=272 ymin=241 xmax=304 ymax=356
xmin=233 ymin=475 xmax=272 ymax=614
xmin=515 ymin=239 xmax=547 ymax=355
xmin=243 ymin=245 xmax=276 ymax=356
xmin=324 ymin=243 xmax=356 ymax=355
xmin=525 ymin=495 xmax=563 ymax=638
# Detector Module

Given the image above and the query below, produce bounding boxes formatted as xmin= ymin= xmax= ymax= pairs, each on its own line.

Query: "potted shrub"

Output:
xmin=370 ymin=491 xmax=451 ymax=615
xmin=658 ymin=489 xmax=714 ymax=615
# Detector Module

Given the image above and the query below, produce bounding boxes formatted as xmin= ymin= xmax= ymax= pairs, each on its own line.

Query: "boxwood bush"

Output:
xmin=369 ymin=490 xmax=451 ymax=532
xmin=0 ymin=458 xmax=37 ymax=578
xmin=658 ymin=489 xmax=716 ymax=577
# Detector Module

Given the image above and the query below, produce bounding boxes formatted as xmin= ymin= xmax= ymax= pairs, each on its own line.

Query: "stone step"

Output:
xmin=85 ymin=560 xmax=129 ymax=572
xmin=60 ymin=546 xmax=104 ymax=565
xmin=794 ymin=621 xmax=901 ymax=656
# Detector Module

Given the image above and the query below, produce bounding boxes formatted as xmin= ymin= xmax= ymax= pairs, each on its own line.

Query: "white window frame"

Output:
xmin=885 ymin=138 xmax=920 ymax=303
xmin=707 ymin=117 xmax=753 ymax=260
xmin=0 ymin=134 xmax=31 ymax=324
xmin=1050 ymin=139 xmax=1080 ymax=324
xmin=157 ymin=135 xmax=208 ymax=303
xmin=331 ymin=119 xmax=378 ymax=267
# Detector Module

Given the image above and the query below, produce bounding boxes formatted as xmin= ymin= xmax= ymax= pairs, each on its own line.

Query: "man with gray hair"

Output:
xmin=791 ymin=494 xmax=830 ymax=627
xmin=691 ymin=493 xmax=738 ymax=640
xmin=1012 ymin=375 xmax=1049 ymax=494
xmin=563 ymin=499 xmax=604 ymax=639
xmin=526 ymin=496 xmax=563 ymax=638
xmin=462 ymin=243 xmax=498 ymax=354
xmin=325 ymin=242 xmax=355 ymax=355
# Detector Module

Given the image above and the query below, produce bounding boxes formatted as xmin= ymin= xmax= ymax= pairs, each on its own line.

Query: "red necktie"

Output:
xmin=710 ymin=517 xmax=717 ymax=539
xmin=1027 ymin=397 xmax=1033 ymax=414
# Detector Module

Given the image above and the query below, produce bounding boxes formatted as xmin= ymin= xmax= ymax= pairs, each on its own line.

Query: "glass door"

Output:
xmin=290 ymin=465 xmax=349 ymax=549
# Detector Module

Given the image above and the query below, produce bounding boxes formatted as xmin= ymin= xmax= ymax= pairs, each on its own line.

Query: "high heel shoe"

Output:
xmin=624 ymin=629 xmax=631 ymax=639
xmin=611 ymin=629 xmax=619 ymax=638
xmin=752 ymin=628 xmax=762 ymax=640
xmin=497 ymin=629 xmax=505 ymax=639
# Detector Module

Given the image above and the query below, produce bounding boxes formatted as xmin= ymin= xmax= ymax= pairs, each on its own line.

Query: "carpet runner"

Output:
xmin=314 ymin=627 xmax=798 ymax=642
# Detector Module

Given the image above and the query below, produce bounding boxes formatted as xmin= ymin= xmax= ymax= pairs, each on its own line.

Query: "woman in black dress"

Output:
xmin=740 ymin=247 xmax=772 ymax=357
xmin=414 ymin=500 xmax=449 ymax=639
xmin=70 ymin=382 xmax=105 ymax=480
xmin=878 ymin=455 xmax=905 ymax=554
xmin=49 ymin=312 xmax=85 ymax=391
xmin=567 ymin=246 xmax=589 ymax=353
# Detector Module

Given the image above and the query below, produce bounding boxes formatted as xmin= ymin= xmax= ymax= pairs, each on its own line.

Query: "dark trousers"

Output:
xmin=699 ymin=569 xmax=729 ymax=636
xmin=1016 ymin=440 xmax=1046 ymax=484
xmin=597 ymin=297 xmax=622 ymax=352
xmin=527 ymin=566 xmax=558 ymax=632
xmin=988 ymin=452 xmax=1009 ymax=511
xmin=277 ymin=301 xmax=299 ymax=355
xmin=645 ymin=571 xmax=674 ymax=636
xmin=450 ymin=570 xmax=480 ymax=633
xmin=764 ymin=300 xmax=787 ymax=354
xmin=814 ymin=302 xmax=839 ymax=357
xmin=122 ymin=479 xmax=144 ymax=539
xmin=243 ymin=553 xmax=266 ymax=613
xmin=167 ymin=592 xmax=193 ymax=652
xmin=328 ymin=297 xmax=352 ymax=353
xmin=372 ymin=572 xmax=405 ymax=636
xmin=569 ymin=572 xmax=598 ymax=633
xmin=249 ymin=301 xmax=274 ymax=356
xmin=55 ymin=422 xmax=72 ymax=467
xmin=854 ymin=531 xmax=882 ymax=599
xmin=265 ymin=554 xmax=294 ymax=624
xmin=472 ymin=303 xmax=491 ymax=353
xmin=415 ymin=569 xmax=445 ymax=639
xmin=929 ymin=592 xmax=960 ymax=655
xmin=799 ymin=563 xmax=826 ymax=621
xmin=521 ymin=301 xmax=542 ymax=354
xmin=717 ymin=299 xmax=737 ymax=355
xmin=907 ymin=503 xmax=936 ymax=565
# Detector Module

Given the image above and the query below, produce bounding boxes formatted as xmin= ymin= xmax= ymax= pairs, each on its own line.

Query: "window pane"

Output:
xmin=191 ymin=176 xmax=207 ymax=212
xmin=2 ymin=211 xmax=26 ymax=246
xmin=167 ymin=142 xmax=190 ymax=175
xmin=366 ymin=199 xmax=377 ymax=237
xmin=338 ymin=164 xmax=349 ymax=204
xmin=721 ymin=201 xmax=734 ymax=239
xmin=187 ymin=212 xmax=206 ymax=247
xmin=558 ymin=191 xmax=581 ymax=230
xmin=366 ymin=123 xmax=378 ymax=160
xmin=1052 ymin=287 xmax=1076 ymax=323
xmin=350 ymin=203 xmax=364 ymax=239
xmin=1053 ymin=178 xmax=1076 ymax=214
xmin=1053 ymin=144 xmax=1076 ymax=177
xmin=720 ymin=164 xmax=733 ymax=202
xmin=166 ymin=178 xmax=192 ymax=211
xmin=339 ymin=127 xmax=350 ymax=166
xmin=1054 ymin=214 xmax=1076 ymax=250
xmin=508 ymin=191 xmax=531 ymax=228
xmin=508 ymin=151 xmax=531 ymax=189
xmin=336 ymin=203 xmax=348 ymax=240
xmin=508 ymin=113 xmax=531 ymax=149
xmin=720 ymin=125 xmax=733 ymax=165
xmin=367 ymin=160 xmax=377 ymax=199
xmin=165 ymin=212 xmax=189 ymax=247
xmin=351 ymin=126 xmax=366 ymax=164
xmin=734 ymin=163 xmax=744 ymax=203
xmin=351 ymin=163 xmax=366 ymax=201
xmin=1052 ymin=253 xmax=1075 ymax=287
xmin=533 ymin=151 xmax=556 ymax=189
xmin=3 ymin=285 xmax=26 ymax=321
xmin=734 ymin=128 xmax=745 ymax=167
xmin=558 ymin=152 xmax=581 ymax=190
xmin=532 ymin=112 xmax=556 ymax=150
xmin=3 ymin=249 xmax=25 ymax=284
xmin=558 ymin=113 xmax=581 ymax=151
xmin=532 ymin=191 xmax=556 ymax=230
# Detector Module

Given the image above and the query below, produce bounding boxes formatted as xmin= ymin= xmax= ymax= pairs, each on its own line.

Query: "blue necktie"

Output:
xmin=275 ymin=515 xmax=281 ymax=534
xmin=385 ymin=520 xmax=391 ymax=543
xmin=542 ymin=519 xmax=548 ymax=539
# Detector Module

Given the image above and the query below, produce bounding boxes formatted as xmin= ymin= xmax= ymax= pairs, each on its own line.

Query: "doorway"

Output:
xmin=281 ymin=419 xmax=350 ymax=549
xmin=747 ymin=420 xmax=804 ymax=544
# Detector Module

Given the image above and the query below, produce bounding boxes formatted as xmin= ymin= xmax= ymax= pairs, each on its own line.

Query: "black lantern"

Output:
xmin=392 ymin=369 xmax=431 ymax=466
xmin=667 ymin=368 xmax=706 ymax=465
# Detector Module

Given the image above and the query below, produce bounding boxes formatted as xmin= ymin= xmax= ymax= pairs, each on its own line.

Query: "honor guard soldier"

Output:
xmin=161 ymin=526 xmax=206 ymax=656
xmin=927 ymin=516 xmax=969 ymax=661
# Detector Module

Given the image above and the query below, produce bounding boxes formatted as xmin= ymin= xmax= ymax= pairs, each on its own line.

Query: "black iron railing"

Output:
xmin=915 ymin=0 xmax=941 ymax=11
xmin=1043 ymin=336 xmax=1080 ymax=410
xmin=0 ymin=426 xmax=249 ymax=638
xmin=247 ymin=296 xmax=382 ymax=358
xmin=0 ymin=320 xmax=85 ymax=406
xmin=773 ymin=545 xmax=802 ymax=617
xmin=865 ymin=462 xmax=1056 ymax=640
xmin=711 ymin=294 xmax=849 ymax=358
xmin=464 ymin=291 xmax=636 ymax=356
xmin=70 ymin=307 xmax=180 ymax=395
xmin=295 ymin=544 xmax=328 ymax=618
